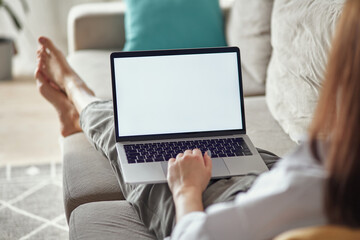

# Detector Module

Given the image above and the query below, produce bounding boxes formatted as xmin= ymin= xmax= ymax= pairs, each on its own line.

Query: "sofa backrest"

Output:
xmin=224 ymin=0 xmax=345 ymax=143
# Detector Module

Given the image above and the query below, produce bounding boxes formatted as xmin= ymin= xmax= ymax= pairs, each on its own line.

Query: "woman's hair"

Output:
xmin=309 ymin=0 xmax=360 ymax=228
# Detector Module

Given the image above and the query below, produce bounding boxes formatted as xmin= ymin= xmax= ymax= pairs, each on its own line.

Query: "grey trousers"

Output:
xmin=80 ymin=101 xmax=279 ymax=239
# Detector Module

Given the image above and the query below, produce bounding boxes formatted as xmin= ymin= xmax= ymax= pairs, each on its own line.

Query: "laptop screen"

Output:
xmin=111 ymin=48 xmax=245 ymax=141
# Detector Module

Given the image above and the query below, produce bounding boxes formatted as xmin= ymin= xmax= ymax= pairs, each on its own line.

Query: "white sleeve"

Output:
xmin=170 ymin=202 xmax=250 ymax=240
xmin=169 ymin=157 xmax=326 ymax=240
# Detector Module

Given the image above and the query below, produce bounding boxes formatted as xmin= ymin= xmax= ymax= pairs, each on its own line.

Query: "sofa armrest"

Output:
xmin=61 ymin=133 xmax=124 ymax=222
xmin=67 ymin=2 xmax=126 ymax=54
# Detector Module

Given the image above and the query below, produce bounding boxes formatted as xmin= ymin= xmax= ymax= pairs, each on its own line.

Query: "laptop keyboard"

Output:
xmin=124 ymin=137 xmax=252 ymax=164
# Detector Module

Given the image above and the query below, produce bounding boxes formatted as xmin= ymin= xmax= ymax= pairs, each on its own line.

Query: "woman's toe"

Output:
xmin=39 ymin=36 xmax=59 ymax=54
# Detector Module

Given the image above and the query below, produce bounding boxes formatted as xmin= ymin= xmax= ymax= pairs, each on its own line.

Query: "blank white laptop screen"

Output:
xmin=113 ymin=52 xmax=243 ymax=137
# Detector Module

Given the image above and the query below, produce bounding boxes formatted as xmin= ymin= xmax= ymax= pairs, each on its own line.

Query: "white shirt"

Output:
xmin=168 ymin=140 xmax=327 ymax=240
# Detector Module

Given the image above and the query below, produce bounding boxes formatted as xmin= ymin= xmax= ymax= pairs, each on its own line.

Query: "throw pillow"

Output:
xmin=123 ymin=0 xmax=227 ymax=51
xmin=266 ymin=0 xmax=344 ymax=143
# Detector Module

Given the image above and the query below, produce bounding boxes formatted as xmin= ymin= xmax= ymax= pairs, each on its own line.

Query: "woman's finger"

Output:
xmin=167 ymin=158 xmax=176 ymax=183
xmin=176 ymin=153 xmax=184 ymax=159
xmin=184 ymin=149 xmax=192 ymax=156
xmin=49 ymin=81 xmax=61 ymax=91
xmin=167 ymin=158 xmax=176 ymax=174
xmin=168 ymin=157 xmax=176 ymax=164
xmin=204 ymin=151 xmax=213 ymax=171
xmin=192 ymin=148 xmax=202 ymax=156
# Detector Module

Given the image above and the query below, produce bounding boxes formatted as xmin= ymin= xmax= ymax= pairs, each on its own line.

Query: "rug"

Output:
xmin=0 ymin=163 xmax=68 ymax=240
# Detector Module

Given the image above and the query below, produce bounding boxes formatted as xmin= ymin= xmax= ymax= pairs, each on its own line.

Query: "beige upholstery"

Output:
xmin=245 ymin=96 xmax=296 ymax=156
xmin=67 ymin=50 xmax=116 ymax=100
xmin=274 ymin=225 xmax=360 ymax=240
xmin=69 ymin=201 xmax=156 ymax=240
xmin=266 ymin=0 xmax=344 ymax=142
xmin=226 ymin=0 xmax=273 ymax=94
xmin=62 ymin=133 xmax=124 ymax=222
xmin=67 ymin=2 xmax=126 ymax=54
xmin=241 ymin=69 xmax=267 ymax=96
xmin=67 ymin=49 xmax=268 ymax=100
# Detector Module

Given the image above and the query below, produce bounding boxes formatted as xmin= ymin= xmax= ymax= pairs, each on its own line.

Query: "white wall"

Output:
xmin=0 ymin=0 xmax=118 ymax=75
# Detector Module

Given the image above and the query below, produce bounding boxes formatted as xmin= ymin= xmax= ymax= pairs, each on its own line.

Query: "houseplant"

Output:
xmin=0 ymin=0 xmax=28 ymax=80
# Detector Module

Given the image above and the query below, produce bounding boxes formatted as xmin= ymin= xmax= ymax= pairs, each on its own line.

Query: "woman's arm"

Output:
xmin=167 ymin=143 xmax=327 ymax=240
xmin=172 ymin=187 xmax=204 ymax=222
xmin=167 ymin=149 xmax=212 ymax=222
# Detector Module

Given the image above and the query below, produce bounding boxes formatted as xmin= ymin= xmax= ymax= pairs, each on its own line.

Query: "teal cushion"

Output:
xmin=123 ymin=0 xmax=227 ymax=51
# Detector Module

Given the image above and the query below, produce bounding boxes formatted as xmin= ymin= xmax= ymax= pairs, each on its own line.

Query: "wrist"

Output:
xmin=173 ymin=186 xmax=202 ymax=202
xmin=173 ymin=187 xmax=204 ymax=222
xmin=173 ymin=187 xmax=203 ymax=211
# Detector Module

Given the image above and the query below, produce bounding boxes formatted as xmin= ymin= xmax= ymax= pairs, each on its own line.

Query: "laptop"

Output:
xmin=110 ymin=47 xmax=268 ymax=184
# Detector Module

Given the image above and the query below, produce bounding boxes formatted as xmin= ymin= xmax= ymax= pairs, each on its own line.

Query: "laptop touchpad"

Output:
xmin=161 ymin=158 xmax=229 ymax=178
xmin=161 ymin=162 xmax=169 ymax=177
xmin=212 ymin=158 xmax=230 ymax=177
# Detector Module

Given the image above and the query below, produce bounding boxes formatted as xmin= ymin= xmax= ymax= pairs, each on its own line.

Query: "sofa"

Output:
xmin=62 ymin=0 xmax=343 ymax=239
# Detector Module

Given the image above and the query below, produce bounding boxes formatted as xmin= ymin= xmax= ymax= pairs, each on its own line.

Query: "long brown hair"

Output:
xmin=309 ymin=0 xmax=360 ymax=228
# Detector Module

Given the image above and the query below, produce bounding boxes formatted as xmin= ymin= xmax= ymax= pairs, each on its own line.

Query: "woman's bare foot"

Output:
xmin=36 ymin=36 xmax=94 ymax=101
xmin=35 ymin=69 xmax=82 ymax=137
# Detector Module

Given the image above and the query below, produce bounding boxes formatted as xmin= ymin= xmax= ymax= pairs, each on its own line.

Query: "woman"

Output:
xmin=167 ymin=0 xmax=360 ymax=237
xmin=35 ymin=0 xmax=359 ymax=238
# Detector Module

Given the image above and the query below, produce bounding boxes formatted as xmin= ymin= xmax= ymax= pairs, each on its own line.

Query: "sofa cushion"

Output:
xmin=68 ymin=50 xmax=116 ymax=100
xmin=67 ymin=49 xmax=263 ymax=101
xmin=244 ymin=96 xmax=296 ymax=157
xmin=69 ymin=201 xmax=155 ymax=240
xmin=123 ymin=0 xmax=226 ymax=51
xmin=226 ymin=0 xmax=274 ymax=95
xmin=266 ymin=0 xmax=344 ymax=142
xmin=62 ymin=133 xmax=124 ymax=222
xmin=241 ymin=67 xmax=266 ymax=96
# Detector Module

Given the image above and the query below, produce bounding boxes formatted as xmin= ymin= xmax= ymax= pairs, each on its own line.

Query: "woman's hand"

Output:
xmin=168 ymin=149 xmax=212 ymax=197
xmin=167 ymin=149 xmax=212 ymax=222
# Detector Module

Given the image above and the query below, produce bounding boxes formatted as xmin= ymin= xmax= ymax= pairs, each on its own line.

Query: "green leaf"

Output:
xmin=3 ymin=3 xmax=22 ymax=31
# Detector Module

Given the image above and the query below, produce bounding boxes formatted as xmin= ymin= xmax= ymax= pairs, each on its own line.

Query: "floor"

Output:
xmin=0 ymin=75 xmax=68 ymax=239
xmin=0 ymin=163 xmax=68 ymax=239
xmin=0 ymin=75 xmax=62 ymax=167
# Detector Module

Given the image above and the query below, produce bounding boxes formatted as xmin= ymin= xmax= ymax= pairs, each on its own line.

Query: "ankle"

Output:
xmin=64 ymin=76 xmax=95 ymax=100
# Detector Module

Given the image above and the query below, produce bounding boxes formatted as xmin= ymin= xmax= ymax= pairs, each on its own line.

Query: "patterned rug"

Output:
xmin=0 ymin=163 xmax=68 ymax=240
